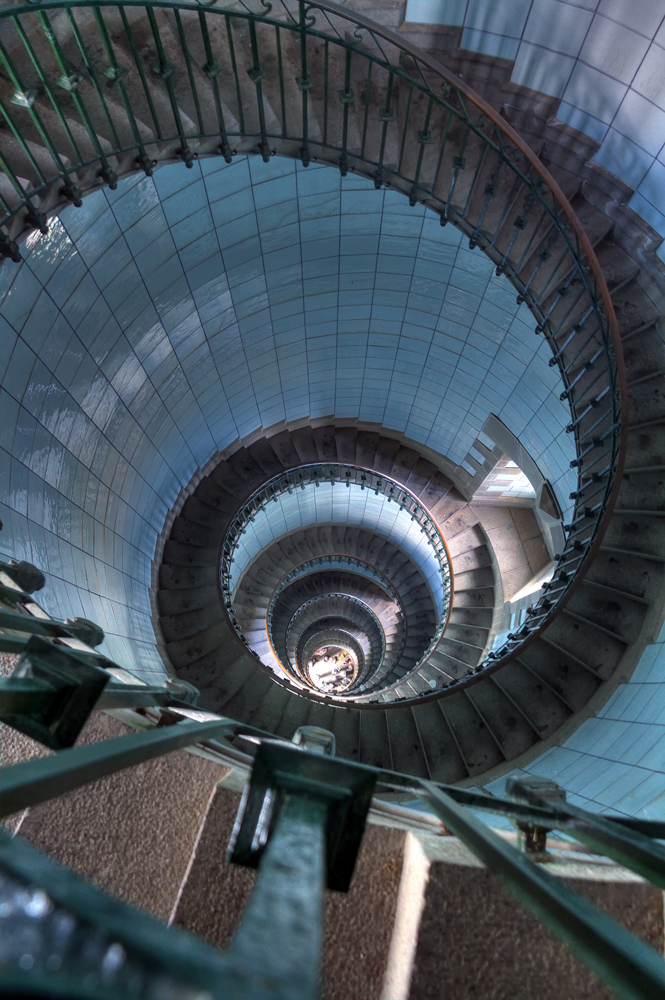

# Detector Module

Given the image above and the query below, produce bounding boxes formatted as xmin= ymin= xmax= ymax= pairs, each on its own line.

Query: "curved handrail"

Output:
xmin=223 ymin=462 xmax=452 ymax=698
xmin=3 ymin=567 xmax=665 ymax=1000
xmin=222 ymin=462 xmax=453 ymax=613
xmin=265 ymin=553 xmax=412 ymax=680
xmin=0 ymin=0 xmax=625 ymax=696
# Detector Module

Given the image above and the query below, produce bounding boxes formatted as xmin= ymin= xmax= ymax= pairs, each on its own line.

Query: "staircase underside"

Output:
xmin=157 ymin=414 xmax=665 ymax=784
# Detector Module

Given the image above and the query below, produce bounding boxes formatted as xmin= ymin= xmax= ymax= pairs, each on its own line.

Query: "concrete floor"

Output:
xmin=4 ymin=707 xmax=224 ymax=921
xmin=391 ymin=834 xmax=665 ymax=1000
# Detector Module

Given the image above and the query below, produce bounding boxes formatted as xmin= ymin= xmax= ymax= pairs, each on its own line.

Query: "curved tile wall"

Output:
xmin=405 ymin=0 xmax=665 ymax=261
xmin=0 ymin=155 xmax=574 ymax=677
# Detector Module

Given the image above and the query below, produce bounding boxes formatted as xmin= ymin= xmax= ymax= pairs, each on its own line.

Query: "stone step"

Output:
xmin=493 ymin=659 xmax=571 ymax=738
xmin=167 ymin=622 xmax=239 ymax=670
xmin=386 ymin=707 xmax=429 ymax=778
xmin=160 ymin=604 xmax=222 ymax=643
xmin=441 ymin=692 xmax=505 ymax=776
xmin=390 ymin=833 xmax=664 ymax=1000
xmin=162 ymin=540 xmax=218 ymax=568
xmin=412 ymin=700 xmax=468 ymax=783
xmin=358 ymin=710 xmax=392 ymax=769
xmin=584 ymin=549 xmax=664 ymax=604
xmin=466 ymin=680 xmax=537 ymax=761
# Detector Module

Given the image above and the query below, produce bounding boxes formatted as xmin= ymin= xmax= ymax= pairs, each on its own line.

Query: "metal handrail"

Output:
xmin=2 ymin=568 xmax=664 ymax=1000
xmin=265 ymin=553 xmax=413 ymax=684
xmin=223 ymin=464 xmax=452 ymax=595
xmin=269 ymin=554 xmax=404 ymax=626
xmin=287 ymin=591 xmax=384 ymax=680
xmin=221 ymin=461 xmax=453 ymax=696
xmin=0 ymin=0 xmax=624 ymax=691
xmin=1 ymin=667 xmax=664 ymax=1000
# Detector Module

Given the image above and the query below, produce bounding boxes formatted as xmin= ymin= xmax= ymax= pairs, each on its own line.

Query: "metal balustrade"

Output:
xmin=1 ymin=556 xmax=664 ymax=1000
xmin=270 ymin=554 xmax=403 ymax=615
xmin=287 ymin=591 xmax=384 ymax=683
xmin=220 ymin=461 xmax=452 ymax=698
xmin=0 ymin=0 xmax=624 ymax=692
xmin=266 ymin=554 xmax=411 ymax=689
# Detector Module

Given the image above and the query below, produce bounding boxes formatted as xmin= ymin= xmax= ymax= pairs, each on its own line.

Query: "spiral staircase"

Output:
xmin=1 ymin=1 xmax=665 ymax=998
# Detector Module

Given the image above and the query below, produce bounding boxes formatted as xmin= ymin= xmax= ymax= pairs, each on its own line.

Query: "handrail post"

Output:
xmin=228 ymin=793 xmax=327 ymax=1000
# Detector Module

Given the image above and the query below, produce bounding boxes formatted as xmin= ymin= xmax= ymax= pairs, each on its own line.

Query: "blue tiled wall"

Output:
xmin=485 ymin=620 xmax=665 ymax=819
xmin=230 ymin=482 xmax=446 ymax=612
xmin=406 ymin=0 xmax=665 ymax=261
xmin=0 ymin=158 xmax=574 ymax=679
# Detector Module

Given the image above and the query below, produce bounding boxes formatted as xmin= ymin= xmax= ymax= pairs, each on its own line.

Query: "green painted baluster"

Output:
xmin=460 ymin=138 xmax=488 ymax=222
xmin=91 ymin=6 xmax=157 ymax=176
xmin=0 ymin=717 xmax=237 ymax=817
xmin=0 ymin=96 xmax=48 ymax=188
xmin=65 ymin=7 xmax=123 ymax=154
xmin=396 ymin=82 xmax=412 ymax=178
xmin=0 ymin=36 xmax=80 ymax=206
xmin=174 ymin=9 xmax=205 ymax=136
xmin=322 ymin=38 xmax=328 ymax=146
xmin=12 ymin=13 xmax=86 ymax=198
xmin=421 ymin=782 xmax=665 ymax=1000
xmin=199 ymin=9 xmax=234 ymax=162
xmin=36 ymin=9 xmax=118 ymax=189
xmin=445 ymin=119 xmax=470 ymax=220
xmin=297 ymin=4 xmax=311 ymax=165
xmin=374 ymin=69 xmax=393 ymax=188
xmin=228 ymin=794 xmax=327 ymax=1000
xmin=338 ymin=45 xmax=353 ymax=175
xmin=408 ymin=93 xmax=432 ymax=205
xmin=146 ymin=5 xmax=193 ymax=166
xmin=0 ymin=137 xmax=46 ymax=237
xmin=225 ymin=14 xmax=246 ymax=136
xmin=247 ymin=18 xmax=270 ymax=161
xmin=116 ymin=6 xmax=163 ymax=144
xmin=275 ymin=25 xmax=287 ymax=139
xmin=359 ymin=58 xmax=371 ymax=162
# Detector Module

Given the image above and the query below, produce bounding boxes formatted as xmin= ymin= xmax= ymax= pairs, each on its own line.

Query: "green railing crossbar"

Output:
xmin=420 ymin=783 xmax=665 ymax=1000
xmin=515 ymin=790 xmax=665 ymax=890
xmin=0 ymin=607 xmax=78 ymax=638
xmin=422 ymin=782 xmax=665 ymax=841
xmin=0 ymin=829 xmax=239 ymax=997
xmin=0 ymin=717 xmax=236 ymax=817
xmin=2 ymin=689 xmax=662 ymax=887
xmin=1 ymin=718 xmax=664 ymax=1000
xmin=0 ymin=678 xmax=60 ymax=715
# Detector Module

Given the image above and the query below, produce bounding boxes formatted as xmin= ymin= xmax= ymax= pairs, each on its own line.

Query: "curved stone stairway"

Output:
xmin=155 ymin=418 xmax=620 ymax=783
xmin=0 ymin=2 xmax=663 ymax=785
xmin=233 ymin=531 xmax=439 ymax=689
xmin=258 ymin=572 xmax=403 ymax=685
xmin=285 ymin=593 xmax=385 ymax=678
xmin=238 ymin=562 xmax=409 ymax=666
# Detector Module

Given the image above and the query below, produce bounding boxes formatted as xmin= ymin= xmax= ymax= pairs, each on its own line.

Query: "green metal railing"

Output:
xmin=266 ymin=553 xmax=416 ymax=689
xmin=287 ymin=590 xmax=383 ymax=679
xmin=1 ymin=553 xmax=664 ymax=1000
xmin=221 ymin=461 xmax=452 ymax=697
xmin=222 ymin=463 xmax=453 ymax=609
xmin=0 ymin=0 xmax=625 ymax=690
xmin=270 ymin=554 xmax=404 ymax=622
